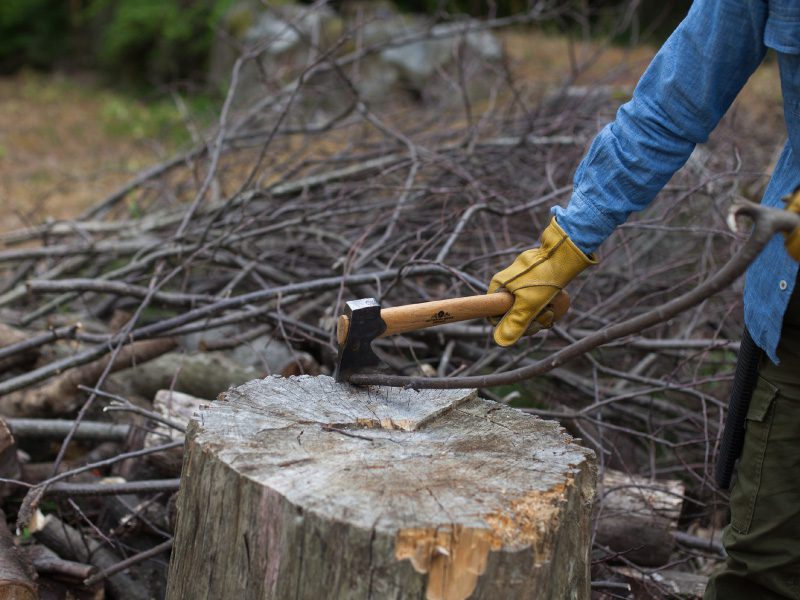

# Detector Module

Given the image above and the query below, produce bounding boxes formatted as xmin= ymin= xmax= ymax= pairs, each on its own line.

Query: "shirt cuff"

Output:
xmin=551 ymin=189 xmax=616 ymax=255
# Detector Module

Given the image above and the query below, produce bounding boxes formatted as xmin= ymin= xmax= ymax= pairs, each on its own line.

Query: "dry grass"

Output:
xmin=0 ymin=72 xmax=181 ymax=232
xmin=502 ymin=29 xmax=655 ymax=86
xmin=504 ymin=28 xmax=784 ymax=120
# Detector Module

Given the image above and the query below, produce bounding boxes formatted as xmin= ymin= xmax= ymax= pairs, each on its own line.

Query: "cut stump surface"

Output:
xmin=167 ymin=375 xmax=596 ymax=600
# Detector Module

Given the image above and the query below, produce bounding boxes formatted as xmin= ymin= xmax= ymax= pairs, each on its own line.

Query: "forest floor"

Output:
xmin=0 ymin=73 xmax=209 ymax=232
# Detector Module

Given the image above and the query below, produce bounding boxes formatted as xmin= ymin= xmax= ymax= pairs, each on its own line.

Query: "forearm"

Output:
xmin=554 ymin=0 xmax=768 ymax=254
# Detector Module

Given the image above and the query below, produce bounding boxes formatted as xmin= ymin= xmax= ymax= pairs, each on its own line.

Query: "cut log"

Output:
xmin=30 ymin=512 xmax=151 ymax=600
xmin=0 ymin=323 xmax=38 ymax=373
xmin=24 ymin=544 xmax=96 ymax=582
xmin=593 ymin=469 xmax=685 ymax=567
xmin=612 ymin=566 xmax=708 ymax=599
xmin=0 ymin=509 xmax=37 ymax=600
xmin=0 ymin=338 xmax=177 ymax=417
xmin=0 ymin=418 xmax=21 ymax=499
xmin=167 ymin=375 xmax=596 ymax=600
xmin=112 ymin=351 xmax=261 ymax=401
xmin=143 ymin=389 xmax=209 ymax=476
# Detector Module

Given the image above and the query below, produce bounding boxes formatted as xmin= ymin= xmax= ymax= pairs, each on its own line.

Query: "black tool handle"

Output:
xmin=715 ymin=328 xmax=763 ymax=490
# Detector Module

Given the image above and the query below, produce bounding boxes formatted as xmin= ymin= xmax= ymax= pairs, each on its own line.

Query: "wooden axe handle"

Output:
xmin=337 ymin=291 xmax=569 ymax=344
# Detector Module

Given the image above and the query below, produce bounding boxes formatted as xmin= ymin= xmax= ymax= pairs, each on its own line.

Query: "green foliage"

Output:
xmin=224 ymin=3 xmax=259 ymax=39
xmin=126 ymin=196 xmax=143 ymax=219
xmin=390 ymin=0 xmax=533 ymax=15
xmin=0 ymin=0 xmax=236 ymax=85
xmin=97 ymin=89 xmax=220 ymax=150
xmin=96 ymin=76 xmax=216 ymax=138
xmin=491 ymin=378 xmax=558 ymax=410
xmin=100 ymin=96 xmax=184 ymax=142
xmin=0 ymin=0 xmax=689 ymax=86
xmin=87 ymin=0 xmax=237 ymax=85
xmin=0 ymin=0 xmax=72 ymax=72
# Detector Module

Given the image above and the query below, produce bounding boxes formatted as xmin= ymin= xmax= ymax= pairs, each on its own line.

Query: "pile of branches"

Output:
xmin=0 ymin=2 xmax=787 ymax=598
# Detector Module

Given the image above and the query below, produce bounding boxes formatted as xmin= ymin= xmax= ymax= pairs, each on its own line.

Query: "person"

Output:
xmin=487 ymin=2 xmax=800 ymax=598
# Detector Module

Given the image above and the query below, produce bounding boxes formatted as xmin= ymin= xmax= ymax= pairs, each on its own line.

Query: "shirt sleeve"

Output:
xmin=553 ymin=0 xmax=769 ymax=254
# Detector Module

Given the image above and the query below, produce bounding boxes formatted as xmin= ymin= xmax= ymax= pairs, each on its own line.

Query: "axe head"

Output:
xmin=333 ymin=298 xmax=387 ymax=382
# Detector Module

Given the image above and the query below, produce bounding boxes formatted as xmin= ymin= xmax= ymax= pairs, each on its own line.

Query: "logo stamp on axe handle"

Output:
xmin=333 ymin=291 xmax=570 ymax=383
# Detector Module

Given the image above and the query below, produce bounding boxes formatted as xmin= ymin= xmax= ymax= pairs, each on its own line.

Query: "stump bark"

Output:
xmin=166 ymin=375 xmax=596 ymax=600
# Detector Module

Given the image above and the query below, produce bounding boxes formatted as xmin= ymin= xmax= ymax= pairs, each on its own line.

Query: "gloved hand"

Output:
xmin=488 ymin=217 xmax=597 ymax=346
xmin=783 ymin=186 xmax=800 ymax=261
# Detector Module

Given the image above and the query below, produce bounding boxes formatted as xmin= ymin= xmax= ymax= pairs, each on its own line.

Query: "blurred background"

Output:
xmin=0 ymin=0 xmax=703 ymax=231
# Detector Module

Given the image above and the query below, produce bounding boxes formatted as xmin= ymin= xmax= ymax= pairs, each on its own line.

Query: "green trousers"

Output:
xmin=705 ymin=293 xmax=800 ymax=599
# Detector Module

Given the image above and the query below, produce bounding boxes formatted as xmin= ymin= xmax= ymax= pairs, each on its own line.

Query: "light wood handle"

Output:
xmin=380 ymin=292 xmax=514 ymax=337
xmin=337 ymin=291 xmax=569 ymax=343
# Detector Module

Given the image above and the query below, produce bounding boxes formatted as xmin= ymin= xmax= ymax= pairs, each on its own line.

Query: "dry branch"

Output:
xmin=43 ymin=478 xmax=180 ymax=498
xmin=6 ymin=419 xmax=130 ymax=442
xmin=31 ymin=512 xmax=151 ymax=600
xmin=594 ymin=469 xmax=685 ymax=567
xmin=0 ymin=337 xmax=177 ymax=417
xmin=0 ymin=323 xmax=38 ymax=372
xmin=142 ymin=390 xmax=207 ymax=476
xmin=0 ymin=323 xmax=82 ymax=366
xmin=0 ymin=419 xmax=21 ymax=500
xmin=84 ymin=539 xmax=173 ymax=588
xmin=25 ymin=544 xmax=96 ymax=582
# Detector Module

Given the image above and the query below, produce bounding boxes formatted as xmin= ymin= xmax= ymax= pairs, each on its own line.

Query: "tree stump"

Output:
xmin=166 ymin=375 xmax=596 ymax=600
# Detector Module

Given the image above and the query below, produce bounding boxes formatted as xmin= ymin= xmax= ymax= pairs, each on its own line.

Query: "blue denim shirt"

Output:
xmin=552 ymin=0 xmax=800 ymax=364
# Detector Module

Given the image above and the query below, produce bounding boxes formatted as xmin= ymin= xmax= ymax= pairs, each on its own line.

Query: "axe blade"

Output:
xmin=333 ymin=298 xmax=387 ymax=382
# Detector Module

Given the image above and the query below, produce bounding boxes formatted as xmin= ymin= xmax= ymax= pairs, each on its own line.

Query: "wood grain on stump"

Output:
xmin=167 ymin=375 xmax=596 ymax=600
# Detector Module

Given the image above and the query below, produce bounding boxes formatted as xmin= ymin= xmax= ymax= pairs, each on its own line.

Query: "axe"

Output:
xmin=334 ymin=290 xmax=570 ymax=382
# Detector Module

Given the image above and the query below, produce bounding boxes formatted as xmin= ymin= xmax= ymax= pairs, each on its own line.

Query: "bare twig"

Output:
xmin=44 ymin=478 xmax=180 ymax=498
xmin=7 ymin=418 xmax=130 ymax=442
xmin=83 ymin=538 xmax=173 ymax=587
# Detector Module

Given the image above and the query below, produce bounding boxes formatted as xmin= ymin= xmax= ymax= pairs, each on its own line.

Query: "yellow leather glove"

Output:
xmin=783 ymin=187 xmax=800 ymax=261
xmin=488 ymin=217 xmax=597 ymax=346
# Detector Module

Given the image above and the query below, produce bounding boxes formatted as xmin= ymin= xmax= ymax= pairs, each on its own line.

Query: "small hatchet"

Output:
xmin=333 ymin=290 xmax=570 ymax=382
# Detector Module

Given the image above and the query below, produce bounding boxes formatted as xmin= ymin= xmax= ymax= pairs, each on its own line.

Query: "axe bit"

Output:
xmin=333 ymin=290 xmax=570 ymax=382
